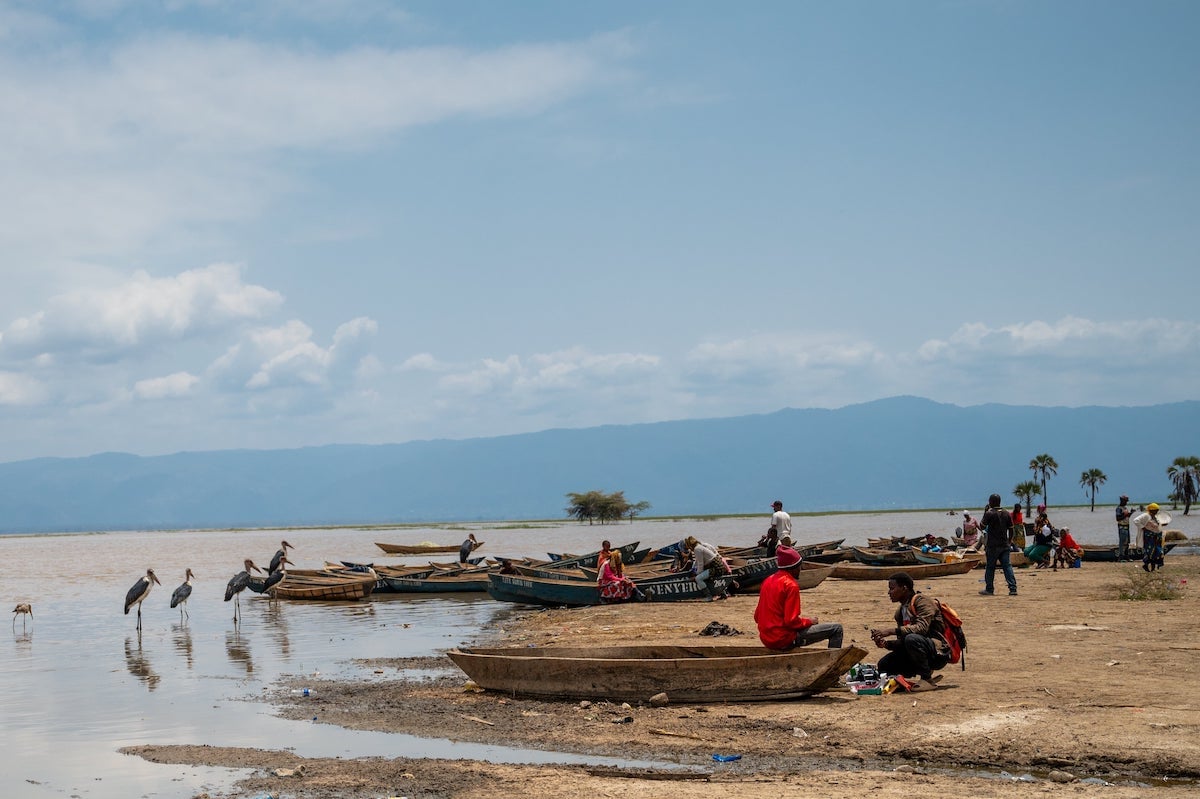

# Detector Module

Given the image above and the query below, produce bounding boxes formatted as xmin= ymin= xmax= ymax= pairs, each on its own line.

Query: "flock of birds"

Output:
xmin=119 ymin=540 xmax=296 ymax=629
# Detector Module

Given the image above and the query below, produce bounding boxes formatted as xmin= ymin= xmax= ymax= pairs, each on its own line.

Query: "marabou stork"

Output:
xmin=225 ymin=559 xmax=263 ymax=622
xmin=170 ymin=568 xmax=195 ymax=620
xmin=12 ymin=602 xmax=32 ymax=632
xmin=263 ymin=556 xmax=293 ymax=595
xmin=269 ymin=540 xmax=294 ymax=575
xmin=124 ymin=568 xmax=162 ymax=630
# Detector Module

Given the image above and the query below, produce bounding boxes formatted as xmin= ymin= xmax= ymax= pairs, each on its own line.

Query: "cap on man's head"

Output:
xmin=772 ymin=500 xmax=783 ymax=508
xmin=775 ymin=546 xmax=802 ymax=569
xmin=1148 ymin=502 xmax=1160 ymax=511
xmin=1120 ymin=495 xmax=1129 ymax=501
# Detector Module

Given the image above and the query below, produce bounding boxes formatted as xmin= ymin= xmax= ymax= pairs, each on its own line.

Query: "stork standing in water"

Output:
xmin=269 ymin=540 xmax=293 ymax=575
xmin=225 ymin=559 xmax=263 ymax=623
xmin=124 ymin=568 xmax=162 ymax=630
xmin=263 ymin=556 xmax=293 ymax=596
xmin=170 ymin=568 xmax=195 ymax=621
xmin=12 ymin=603 xmax=32 ymax=632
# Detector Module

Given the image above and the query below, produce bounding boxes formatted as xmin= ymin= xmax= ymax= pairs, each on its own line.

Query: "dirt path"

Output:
xmin=124 ymin=554 xmax=1200 ymax=798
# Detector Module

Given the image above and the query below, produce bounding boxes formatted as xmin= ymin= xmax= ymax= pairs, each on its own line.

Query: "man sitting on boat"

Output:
xmin=870 ymin=571 xmax=949 ymax=687
xmin=754 ymin=546 xmax=844 ymax=649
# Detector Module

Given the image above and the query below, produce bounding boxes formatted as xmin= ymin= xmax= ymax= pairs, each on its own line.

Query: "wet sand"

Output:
xmin=125 ymin=552 xmax=1200 ymax=798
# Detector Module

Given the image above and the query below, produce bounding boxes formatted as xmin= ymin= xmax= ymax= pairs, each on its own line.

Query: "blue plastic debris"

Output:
xmin=712 ymin=754 xmax=742 ymax=762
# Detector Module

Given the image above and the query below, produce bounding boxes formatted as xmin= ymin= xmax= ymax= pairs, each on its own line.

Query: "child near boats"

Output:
xmin=597 ymin=551 xmax=648 ymax=603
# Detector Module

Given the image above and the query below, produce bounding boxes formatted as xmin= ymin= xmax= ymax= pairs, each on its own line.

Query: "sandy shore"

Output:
xmin=125 ymin=554 xmax=1200 ymax=798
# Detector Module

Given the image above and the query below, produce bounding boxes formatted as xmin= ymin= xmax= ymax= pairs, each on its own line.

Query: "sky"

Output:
xmin=1 ymin=1 xmax=1197 ymax=463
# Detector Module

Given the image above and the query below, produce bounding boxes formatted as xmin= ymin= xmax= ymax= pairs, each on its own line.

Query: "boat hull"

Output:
xmin=830 ymin=559 xmax=978 ymax=580
xmin=447 ymin=644 xmax=868 ymax=703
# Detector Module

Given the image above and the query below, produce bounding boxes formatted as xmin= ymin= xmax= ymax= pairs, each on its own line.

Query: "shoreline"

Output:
xmin=124 ymin=554 xmax=1200 ymax=798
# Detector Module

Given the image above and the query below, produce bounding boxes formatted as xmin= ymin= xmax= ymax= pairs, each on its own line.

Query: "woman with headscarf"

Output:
xmin=684 ymin=536 xmax=732 ymax=601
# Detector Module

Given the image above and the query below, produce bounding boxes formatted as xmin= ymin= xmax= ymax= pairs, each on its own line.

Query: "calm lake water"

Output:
xmin=0 ymin=509 xmax=1194 ymax=797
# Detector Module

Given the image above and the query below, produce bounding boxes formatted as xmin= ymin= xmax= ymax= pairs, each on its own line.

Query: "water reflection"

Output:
xmin=172 ymin=623 xmax=194 ymax=669
xmin=225 ymin=628 xmax=254 ymax=674
xmin=123 ymin=634 xmax=160 ymax=691
xmin=262 ymin=601 xmax=291 ymax=658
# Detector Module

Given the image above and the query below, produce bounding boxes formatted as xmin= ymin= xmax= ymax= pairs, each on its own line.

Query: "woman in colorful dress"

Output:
xmin=597 ymin=551 xmax=648 ymax=603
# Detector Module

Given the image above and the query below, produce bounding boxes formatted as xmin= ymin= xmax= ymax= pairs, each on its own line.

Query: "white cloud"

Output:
xmin=439 ymin=348 xmax=659 ymax=397
xmin=918 ymin=317 xmax=1200 ymax=363
xmin=209 ymin=316 xmax=377 ymax=392
xmin=0 ymin=371 xmax=48 ymax=405
xmin=399 ymin=352 xmax=441 ymax=372
xmin=134 ymin=371 xmax=199 ymax=400
xmin=685 ymin=333 xmax=883 ymax=381
xmin=0 ymin=263 xmax=282 ymax=362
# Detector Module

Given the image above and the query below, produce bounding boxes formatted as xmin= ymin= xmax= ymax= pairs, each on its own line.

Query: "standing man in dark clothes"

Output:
xmin=1115 ymin=495 xmax=1133 ymax=561
xmin=979 ymin=493 xmax=1017 ymax=596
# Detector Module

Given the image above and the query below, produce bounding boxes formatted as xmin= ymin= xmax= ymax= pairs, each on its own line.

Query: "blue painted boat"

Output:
xmin=486 ymin=569 xmax=731 ymax=607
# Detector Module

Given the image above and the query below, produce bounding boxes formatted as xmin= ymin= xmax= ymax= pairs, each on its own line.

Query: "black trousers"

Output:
xmin=878 ymin=633 xmax=949 ymax=679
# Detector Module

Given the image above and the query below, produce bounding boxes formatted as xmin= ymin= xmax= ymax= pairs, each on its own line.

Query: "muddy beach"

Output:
xmin=123 ymin=553 xmax=1200 ymax=798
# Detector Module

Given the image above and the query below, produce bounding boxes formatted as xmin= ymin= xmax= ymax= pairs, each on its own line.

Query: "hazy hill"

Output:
xmin=0 ymin=396 xmax=1194 ymax=533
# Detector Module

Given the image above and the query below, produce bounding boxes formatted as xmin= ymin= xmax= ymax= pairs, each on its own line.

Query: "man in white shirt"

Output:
xmin=771 ymin=500 xmax=793 ymax=541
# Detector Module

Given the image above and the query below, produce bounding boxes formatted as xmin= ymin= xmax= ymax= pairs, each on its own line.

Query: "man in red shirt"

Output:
xmin=754 ymin=546 xmax=844 ymax=649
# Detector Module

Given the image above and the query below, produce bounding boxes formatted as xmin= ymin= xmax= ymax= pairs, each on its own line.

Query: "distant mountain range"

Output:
xmin=0 ymin=396 xmax=1194 ymax=533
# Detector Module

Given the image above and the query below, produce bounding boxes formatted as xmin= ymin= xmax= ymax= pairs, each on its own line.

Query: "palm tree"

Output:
xmin=1029 ymin=454 xmax=1059 ymax=507
xmin=1013 ymin=480 xmax=1043 ymax=515
xmin=1079 ymin=468 xmax=1107 ymax=511
xmin=1167 ymin=456 xmax=1200 ymax=515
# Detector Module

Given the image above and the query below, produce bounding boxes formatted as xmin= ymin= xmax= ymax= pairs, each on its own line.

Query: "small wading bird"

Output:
xmin=170 ymin=568 xmax=195 ymax=621
xmin=124 ymin=568 xmax=162 ymax=630
xmin=269 ymin=540 xmax=294 ymax=575
xmin=225 ymin=559 xmax=263 ymax=623
xmin=12 ymin=602 xmax=32 ymax=631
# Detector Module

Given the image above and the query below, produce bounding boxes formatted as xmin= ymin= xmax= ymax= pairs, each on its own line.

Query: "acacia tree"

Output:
xmin=1167 ymin=456 xmax=1199 ymax=515
xmin=1029 ymin=454 xmax=1059 ymax=507
xmin=625 ymin=500 xmax=652 ymax=523
xmin=1079 ymin=468 xmax=1107 ymax=511
xmin=565 ymin=490 xmax=650 ymax=525
xmin=1013 ymin=480 xmax=1042 ymax=515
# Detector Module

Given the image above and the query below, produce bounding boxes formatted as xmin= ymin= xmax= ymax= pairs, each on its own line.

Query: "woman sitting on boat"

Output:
xmin=1052 ymin=527 xmax=1082 ymax=570
xmin=597 ymin=551 xmax=649 ymax=603
xmin=1024 ymin=512 xmax=1056 ymax=568
xmin=684 ymin=535 xmax=732 ymax=601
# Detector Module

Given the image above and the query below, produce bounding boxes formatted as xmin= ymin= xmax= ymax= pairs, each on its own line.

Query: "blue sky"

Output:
xmin=1 ymin=1 xmax=1197 ymax=462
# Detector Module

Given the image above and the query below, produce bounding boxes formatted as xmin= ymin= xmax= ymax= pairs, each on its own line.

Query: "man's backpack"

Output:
xmin=934 ymin=599 xmax=967 ymax=670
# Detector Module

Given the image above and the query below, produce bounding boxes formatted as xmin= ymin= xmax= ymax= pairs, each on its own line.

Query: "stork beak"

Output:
xmin=152 ymin=573 xmax=162 ymax=585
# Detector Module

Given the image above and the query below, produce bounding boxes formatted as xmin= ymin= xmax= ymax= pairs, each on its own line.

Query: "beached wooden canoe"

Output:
xmin=829 ymin=558 xmax=978 ymax=580
xmin=910 ymin=547 xmax=985 ymax=565
xmin=271 ymin=570 xmax=377 ymax=600
xmin=851 ymin=546 xmax=920 ymax=566
xmin=487 ymin=569 xmax=734 ymax=607
xmin=375 ymin=541 xmax=484 ymax=555
xmin=447 ymin=644 xmax=868 ymax=703
xmin=1080 ymin=543 xmax=1176 ymax=562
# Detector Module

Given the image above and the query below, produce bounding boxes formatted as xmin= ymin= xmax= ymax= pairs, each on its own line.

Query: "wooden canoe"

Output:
xmin=271 ymin=570 xmax=377 ymax=600
xmin=850 ymin=546 xmax=920 ymax=566
xmin=447 ymin=644 xmax=868 ymax=703
xmin=486 ymin=569 xmax=734 ymax=607
xmin=830 ymin=558 xmax=978 ymax=580
xmin=376 ymin=537 xmax=484 ymax=551
xmin=1081 ymin=543 xmax=1176 ymax=562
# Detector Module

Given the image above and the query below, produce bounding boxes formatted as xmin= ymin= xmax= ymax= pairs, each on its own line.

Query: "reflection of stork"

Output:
xmin=124 ymin=569 xmax=162 ymax=630
xmin=269 ymin=540 xmax=294 ymax=574
xmin=124 ymin=635 xmax=161 ymax=690
xmin=225 ymin=559 xmax=263 ymax=623
xmin=170 ymin=568 xmax=195 ymax=620
xmin=12 ymin=603 xmax=32 ymax=631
